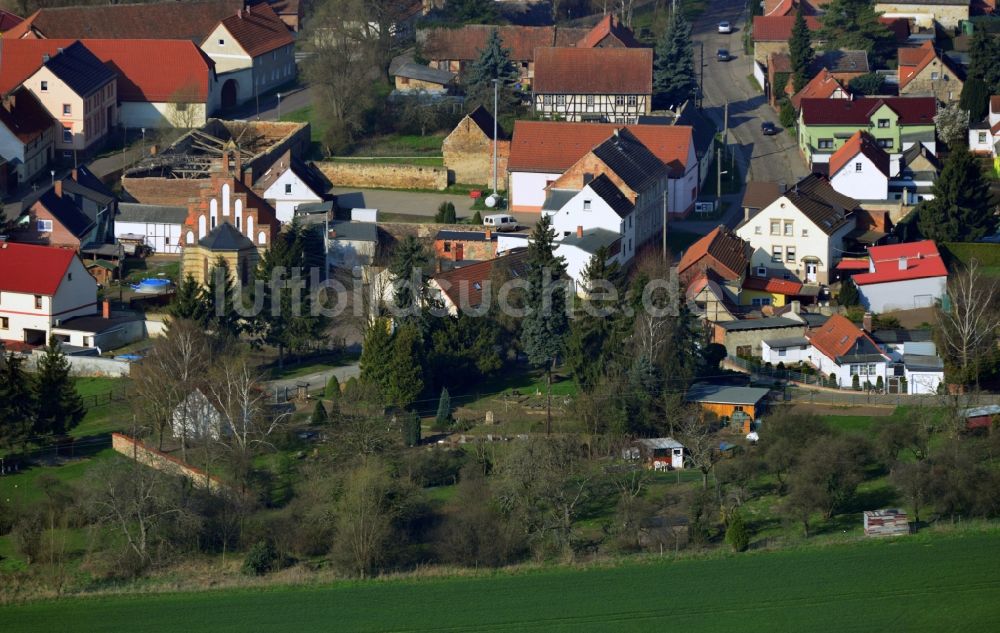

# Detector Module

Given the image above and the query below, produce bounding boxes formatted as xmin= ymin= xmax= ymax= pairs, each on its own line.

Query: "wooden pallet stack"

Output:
xmin=863 ymin=509 xmax=910 ymax=537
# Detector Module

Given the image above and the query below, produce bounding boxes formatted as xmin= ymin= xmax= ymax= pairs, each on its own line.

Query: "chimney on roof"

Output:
xmin=898 ymin=256 xmax=907 ymax=270
xmin=790 ymin=300 xmax=801 ymax=315
xmin=779 ymin=181 xmax=786 ymax=193
xmin=234 ymin=150 xmax=243 ymax=178
xmin=70 ymin=168 xmax=77 ymax=182
xmin=57 ymin=47 xmax=64 ymax=55
xmin=863 ymin=311 xmax=873 ymax=333
xmin=102 ymin=300 xmax=110 ymax=319
xmin=576 ymin=225 xmax=583 ymax=238
xmin=54 ymin=179 xmax=62 ymax=198
xmin=221 ymin=149 xmax=230 ymax=175
xmin=238 ymin=8 xmax=242 ymax=18
xmin=330 ymin=228 xmax=337 ymax=239
xmin=484 ymin=228 xmax=492 ymax=240
xmin=42 ymin=53 xmax=49 ymax=63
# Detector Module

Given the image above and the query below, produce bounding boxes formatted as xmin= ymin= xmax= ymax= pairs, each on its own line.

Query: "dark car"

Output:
xmin=761 ymin=121 xmax=778 ymax=135
xmin=717 ymin=48 xmax=731 ymax=61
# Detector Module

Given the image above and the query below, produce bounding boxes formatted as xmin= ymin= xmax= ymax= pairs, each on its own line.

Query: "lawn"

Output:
xmin=71 ymin=377 xmax=131 ymax=439
xmin=821 ymin=405 xmax=946 ymax=435
xmin=4 ymin=530 xmax=1000 ymax=631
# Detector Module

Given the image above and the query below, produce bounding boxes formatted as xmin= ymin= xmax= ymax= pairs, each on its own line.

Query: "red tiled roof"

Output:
xmin=577 ymin=14 xmax=642 ymax=48
xmin=829 ymin=131 xmax=891 ymax=178
xmin=752 ymin=15 xmax=821 ymax=42
xmin=3 ymin=0 xmax=242 ymax=41
xmin=991 ymin=95 xmax=1000 ymax=114
xmin=790 ymin=68 xmax=849 ymax=110
xmin=81 ymin=40 xmax=215 ymax=102
xmin=431 ymin=249 xmax=530 ymax=309
xmin=677 ymin=226 xmax=749 ymax=281
xmin=532 ymin=47 xmax=652 ymax=95
xmin=0 ymin=87 xmax=54 ymax=143
xmin=808 ymin=314 xmax=883 ymax=361
xmin=216 ymin=2 xmax=294 ymax=57
xmin=897 ymin=42 xmax=949 ymax=90
xmin=764 ymin=0 xmax=830 ymax=15
xmin=853 ymin=240 xmax=947 ymax=285
xmin=880 ymin=17 xmax=911 ymax=43
xmin=0 ymin=9 xmax=22 ymax=32
xmin=835 ymin=258 xmax=872 ymax=271
xmin=508 ymin=121 xmax=692 ymax=173
xmin=419 ymin=25 xmax=584 ymax=62
xmin=0 ymin=242 xmax=76 ymax=296
xmin=800 ymin=97 xmax=936 ymax=126
xmin=742 ymin=276 xmax=803 ymax=295
xmin=0 ymin=38 xmax=75 ymax=94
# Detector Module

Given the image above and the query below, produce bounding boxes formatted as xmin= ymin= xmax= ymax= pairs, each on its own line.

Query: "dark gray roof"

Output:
xmin=673 ymin=100 xmax=716 ymax=158
xmin=435 ymin=230 xmax=497 ymax=242
xmin=587 ymin=173 xmax=634 ymax=218
xmin=779 ymin=174 xmax=857 ymax=236
xmin=718 ymin=316 xmax=804 ymax=331
xmin=468 ymin=105 xmax=506 ymax=140
xmin=118 ymin=203 xmax=187 ymax=224
xmin=800 ymin=313 xmax=830 ymax=327
xmin=811 ymin=50 xmax=869 ymax=75
xmin=542 ymin=188 xmax=578 ymax=212
xmin=559 ymin=227 xmax=620 ymax=254
xmin=54 ymin=314 xmax=141 ymax=334
xmin=198 ymin=222 xmax=254 ymax=250
xmin=872 ymin=329 xmax=933 ymax=344
xmin=330 ymin=220 xmax=377 ymax=242
xmin=391 ymin=60 xmax=456 ymax=86
xmin=903 ymin=354 xmax=944 ymax=372
xmin=35 ymin=189 xmax=94 ymax=237
xmin=45 ymin=41 xmax=116 ymax=98
xmin=591 ymin=128 xmax=667 ymax=193
xmin=763 ymin=336 xmax=809 ymax=348
xmin=296 ymin=201 xmax=335 ymax=215
xmin=686 ymin=383 xmax=770 ymax=405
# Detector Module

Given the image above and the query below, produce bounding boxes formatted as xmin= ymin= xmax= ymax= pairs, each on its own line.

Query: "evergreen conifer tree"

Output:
xmin=311 ymin=399 xmax=328 ymax=425
xmin=465 ymin=29 xmax=519 ymax=113
xmin=205 ymin=256 xmax=243 ymax=339
xmin=33 ymin=338 xmax=85 ymax=436
xmin=653 ymin=10 xmax=697 ymax=109
xmin=170 ymin=274 xmax=208 ymax=324
xmin=789 ymin=7 xmax=814 ymax=92
xmin=0 ymin=352 xmax=34 ymax=447
xmin=435 ymin=387 xmax=452 ymax=428
xmin=917 ymin=149 xmax=996 ymax=242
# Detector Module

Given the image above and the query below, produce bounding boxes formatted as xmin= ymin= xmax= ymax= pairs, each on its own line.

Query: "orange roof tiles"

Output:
xmin=677 ymin=226 xmax=749 ymax=281
xmin=82 ymin=40 xmax=215 ymax=102
xmin=828 ymin=131 xmax=890 ymax=178
xmin=0 ymin=242 xmax=77 ymax=296
xmin=0 ymin=38 xmax=75 ymax=94
xmin=576 ymin=14 xmax=642 ymax=48
xmin=897 ymin=42 xmax=939 ymax=90
xmin=431 ymin=249 xmax=530 ymax=309
xmin=742 ymin=276 xmax=803 ymax=295
xmin=853 ymin=240 xmax=947 ymax=285
xmin=508 ymin=121 xmax=692 ymax=174
xmin=808 ymin=314 xmax=883 ymax=361
xmin=532 ymin=47 xmax=652 ymax=95
xmin=790 ymin=68 xmax=849 ymax=110
xmin=216 ymin=3 xmax=294 ymax=57
xmin=752 ymin=15 xmax=821 ymax=42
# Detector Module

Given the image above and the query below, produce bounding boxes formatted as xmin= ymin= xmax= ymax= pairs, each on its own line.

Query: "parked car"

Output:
xmin=483 ymin=214 xmax=519 ymax=232
xmin=718 ymin=21 xmax=732 ymax=34
xmin=761 ymin=121 xmax=778 ymax=136
xmin=717 ymin=48 xmax=732 ymax=62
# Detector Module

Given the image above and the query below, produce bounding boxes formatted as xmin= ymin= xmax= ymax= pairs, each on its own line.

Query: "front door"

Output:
xmin=455 ymin=243 xmax=464 ymax=261
xmin=806 ymin=261 xmax=818 ymax=283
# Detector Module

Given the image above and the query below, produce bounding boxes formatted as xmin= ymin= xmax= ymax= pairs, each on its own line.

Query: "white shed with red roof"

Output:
xmin=853 ymin=240 xmax=947 ymax=312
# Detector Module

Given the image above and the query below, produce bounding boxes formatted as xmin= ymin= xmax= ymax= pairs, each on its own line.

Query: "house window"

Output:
xmin=877 ymin=138 xmax=893 ymax=149
xmin=218 ymin=38 xmax=225 ymax=45
xmin=285 ymin=183 xmax=292 ymax=194
xmin=818 ymin=138 xmax=833 ymax=149
xmin=165 ymin=236 xmax=170 ymax=245
xmin=786 ymin=246 xmax=796 ymax=263
xmin=772 ymin=246 xmax=782 ymax=262
xmin=34 ymin=295 xmax=42 ymax=309
xmin=176 ymin=102 xmax=189 ymax=111
xmin=542 ymin=95 xmax=553 ymax=106
xmin=37 ymin=219 xmax=53 ymax=232
xmin=770 ymin=220 xmax=780 ymax=235
xmin=627 ymin=95 xmax=638 ymax=107
xmin=583 ymin=200 xmax=591 ymax=211
xmin=0 ymin=316 xmax=7 ymax=329
xmin=801 ymin=228 xmax=808 ymax=237
xmin=755 ymin=225 xmax=761 ymax=235
xmin=784 ymin=221 xmax=793 ymax=236
xmin=556 ymin=94 xmax=566 ymax=106
xmin=67 ymin=273 xmax=72 ymax=281
xmin=752 ymin=297 xmax=773 ymax=306
xmin=778 ymin=348 xmax=787 ymax=357
xmin=931 ymin=72 xmax=939 ymax=80
xmin=586 ymin=95 xmax=595 ymax=106
xmin=62 ymin=126 xmax=72 ymax=143
xmin=877 ymin=119 xmax=890 ymax=128
xmin=855 ymin=162 xmax=863 ymax=172
xmin=40 ymin=80 xmax=48 ymax=91
xmin=979 ymin=132 xmax=988 ymax=143
xmin=443 ymin=242 xmax=451 ymax=253
xmin=63 ymin=104 xmax=71 ymax=115
xmin=756 ymin=266 xmax=767 ymax=276
xmin=615 ymin=95 xmax=625 ymax=106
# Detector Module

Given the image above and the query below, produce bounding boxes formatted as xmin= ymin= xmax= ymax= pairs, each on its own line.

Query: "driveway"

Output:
xmin=690 ymin=1 xmax=809 ymax=212
xmin=265 ymin=362 xmax=360 ymax=397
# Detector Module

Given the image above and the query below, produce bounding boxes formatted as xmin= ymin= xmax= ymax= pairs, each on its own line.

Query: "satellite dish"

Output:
xmin=485 ymin=194 xmax=498 ymax=208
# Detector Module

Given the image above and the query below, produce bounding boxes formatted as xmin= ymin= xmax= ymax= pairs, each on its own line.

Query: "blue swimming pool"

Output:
xmin=132 ymin=278 xmax=172 ymax=294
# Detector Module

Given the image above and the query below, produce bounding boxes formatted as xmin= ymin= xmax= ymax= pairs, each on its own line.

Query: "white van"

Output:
xmin=483 ymin=214 xmax=518 ymax=232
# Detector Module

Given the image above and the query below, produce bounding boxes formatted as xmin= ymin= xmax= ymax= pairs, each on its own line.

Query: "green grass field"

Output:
xmin=3 ymin=530 xmax=999 ymax=631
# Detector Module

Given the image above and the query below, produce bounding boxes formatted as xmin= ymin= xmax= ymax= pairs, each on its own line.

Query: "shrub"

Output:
xmin=435 ymin=201 xmax=457 ymax=223
xmin=851 ymin=374 xmax=861 ymax=391
xmin=725 ymin=512 xmax=750 ymax=552
xmin=242 ymin=539 xmax=279 ymax=576
xmin=310 ymin=400 xmax=328 ymax=426
xmin=779 ymin=99 xmax=796 ymax=129
xmin=837 ymin=280 xmax=860 ymax=306
xmin=875 ymin=376 xmax=884 ymax=391
xmin=828 ymin=372 xmax=838 ymax=388
xmin=324 ymin=375 xmax=341 ymax=399
xmin=471 ymin=210 xmax=482 ymax=225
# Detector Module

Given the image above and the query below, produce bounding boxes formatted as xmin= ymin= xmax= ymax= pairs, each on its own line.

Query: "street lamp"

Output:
xmin=50 ymin=169 xmax=55 ymax=185
xmin=277 ymin=92 xmax=282 ymax=119
xmin=491 ymin=78 xmax=499 ymax=195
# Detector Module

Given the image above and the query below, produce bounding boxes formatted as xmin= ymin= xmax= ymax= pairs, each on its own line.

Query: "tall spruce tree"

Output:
xmin=389 ymin=236 xmax=430 ymax=318
xmin=402 ymin=411 xmax=421 ymax=447
xmin=465 ymin=29 xmax=519 ymax=114
xmin=33 ymin=338 xmax=85 ymax=437
xmin=521 ymin=215 xmax=569 ymax=434
xmin=0 ymin=351 xmax=34 ymax=447
xmin=565 ymin=247 xmax=624 ymax=392
xmin=170 ymin=274 xmax=209 ymax=325
xmin=360 ymin=318 xmax=394 ymax=397
xmin=917 ymin=149 xmax=996 ymax=242
xmin=385 ymin=323 xmax=424 ymax=409
xmin=205 ymin=256 xmax=243 ymax=340
xmin=653 ymin=9 xmax=697 ymax=109
xmin=435 ymin=387 xmax=452 ymax=428
xmin=789 ymin=7 xmax=814 ymax=92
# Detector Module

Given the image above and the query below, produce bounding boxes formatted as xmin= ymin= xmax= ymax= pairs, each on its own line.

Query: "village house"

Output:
xmin=434 ymin=229 xmax=498 ymax=263
xmin=686 ymin=383 xmax=771 ymax=422
xmin=429 ymin=248 xmax=530 ymax=315
xmin=624 ymin=437 xmax=686 ymax=470
xmin=852 ymin=240 xmax=948 ymax=312
xmin=874 ymin=0 xmax=969 ymax=30
xmin=789 ymin=68 xmax=851 ymax=111
xmin=507 ymin=121 xmax=697 ymax=215
xmin=739 ymin=276 xmax=806 ymax=308
xmin=389 ymin=57 xmax=455 ymax=95
xmin=326 ymin=219 xmax=378 ymax=270
xmin=897 ymin=41 xmax=963 ymax=103
xmin=676 ymin=226 xmax=750 ymax=301
xmin=251 ymin=149 xmax=329 ymax=223
xmin=114 ymin=203 xmax=188 ymax=255
xmin=802 ymin=314 xmax=891 ymax=389
xmin=968 ymin=96 xmax=1000 ymax=157
xmin=827 ymin=131 xmax=892 ymax=201
xmin=752 ymin=14 xmax=823 ymax=65
xmin=19 ymin=42 xmax=117 ymax=160
xmin=11 ymin=167 xmax=117 ymax=255
xmin=686 ymin=272 xmax=740 ymax=323
xmin=890 ymin=142 xmax=940 ymax=203
xmin=741 ymin=181 xmax=782 ymax=221
xmin=0 ymin=87 xmax=55 ymax=184
xmin=50 ymin=302 xmax=146 ymax=351
xmin=798 ymin=96 xmax=937 ymax=170
xmin=0 ymin=241 xmax=97 ymax=347
xmin=172 ymin=388 xmax=227 ymax=441
xmin=736 ymin=174 xmax=859 ymax=285
xmin=713 ymin=313 xmax=811 ymax=357
xmin=532 ymin=47 xmax=652 ymax=124
xmin=441 ymin=106 xmax=509 ymax=187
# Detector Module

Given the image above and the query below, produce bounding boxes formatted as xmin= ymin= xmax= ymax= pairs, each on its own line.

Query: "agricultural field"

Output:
xmin=3 ymin=530 xmax=999 ymax=632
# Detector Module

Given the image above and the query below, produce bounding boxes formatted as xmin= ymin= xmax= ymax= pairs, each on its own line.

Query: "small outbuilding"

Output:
xmin=686 ymin=383 xmax=770 ymax=420
xmin=171 ymin=389 xmax=226 ymax=441
xmin=624 ymin=437 xmax=686 ymax=470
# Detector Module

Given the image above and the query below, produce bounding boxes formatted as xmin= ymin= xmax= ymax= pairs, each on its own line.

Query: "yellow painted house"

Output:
xmin=739 ymin=276 xmax=805 ymax=308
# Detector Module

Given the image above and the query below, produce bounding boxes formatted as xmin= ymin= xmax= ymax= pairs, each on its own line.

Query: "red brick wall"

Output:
xmin=548 ymin=152 xmax=638 ymax=202
xmin=15 ymin=199 xmax=82 ymax=249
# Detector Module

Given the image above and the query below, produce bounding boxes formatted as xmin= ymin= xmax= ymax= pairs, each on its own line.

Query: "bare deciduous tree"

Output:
xmin=332 ymin=459 xmax=394 ymax=578
xmin=937 ymin=259 xmax=1000 ymax=389
xmin=678 ymin=410 xmax=720 ymax=490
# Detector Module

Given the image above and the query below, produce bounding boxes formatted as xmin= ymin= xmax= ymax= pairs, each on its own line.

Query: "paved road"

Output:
xmin=333 ymin=187 xmax=541 ymax=226
xmin=265 ymin=362 xmax=360 ymax=397
xmin=690 ymin=0 xmax=808 ymax=220
xmin=224 ymin=85 xmax=313 ymax=122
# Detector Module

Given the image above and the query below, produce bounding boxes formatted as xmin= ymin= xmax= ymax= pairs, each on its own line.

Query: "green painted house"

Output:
xmin=798 ymin=97 xmax=936 ymax=169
